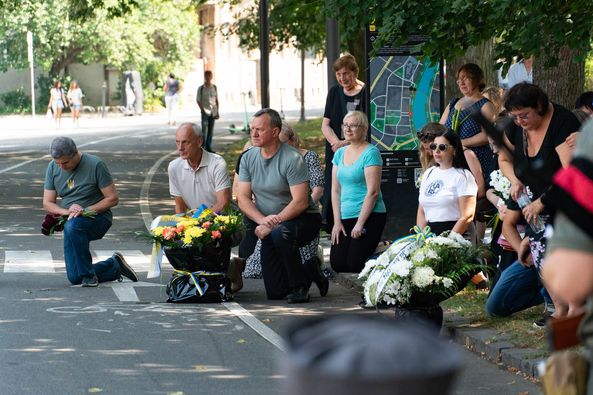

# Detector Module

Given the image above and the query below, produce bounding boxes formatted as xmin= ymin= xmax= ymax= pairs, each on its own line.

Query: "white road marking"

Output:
xmin=4 ymin=250 xmax=55 ymax=273
xmin=0 ymin=131 xmax=167 ymax=175
xmin=93 ymin=250 xmax=152 ymax=271
xmin=222 ymin=301 xmax=286 ymax=352
xmin=139 ymin=150 xmax=177 ymax=230
xmin=109 ymin=283 xmax=140 ymax=302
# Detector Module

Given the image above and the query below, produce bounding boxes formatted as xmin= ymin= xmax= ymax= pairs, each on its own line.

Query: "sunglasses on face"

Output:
xmin=417 ymin=133 xmax=436 ymax=142
xmin=429 ymin=143 xmax=449 ymax=152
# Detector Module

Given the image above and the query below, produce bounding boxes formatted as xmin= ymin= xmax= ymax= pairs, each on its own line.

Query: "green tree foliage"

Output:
xmin=326 ymin=0 xmax=592 ymax=69
xmin=0 ymin=0 xmax=200 ymax=105
xmin=220 ymin=0 xmax=326 ymax=55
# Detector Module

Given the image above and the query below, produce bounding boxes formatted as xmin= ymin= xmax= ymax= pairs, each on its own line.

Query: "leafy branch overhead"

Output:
xmin=0 ymin=0 xmax=200 ymax=79
xmin=326 ymin=0 xmax=593 ymax=67
xmin=219 ymin=0 xmax=326 ymax=55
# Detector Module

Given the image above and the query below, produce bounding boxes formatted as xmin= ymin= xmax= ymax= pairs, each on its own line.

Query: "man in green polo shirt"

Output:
xmin=43 ymin=136 xmax=138 ymax=287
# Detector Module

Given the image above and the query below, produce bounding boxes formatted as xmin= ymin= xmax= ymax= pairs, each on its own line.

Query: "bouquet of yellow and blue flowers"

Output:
xmin=144 ymin=205 xmax=244 ymax=252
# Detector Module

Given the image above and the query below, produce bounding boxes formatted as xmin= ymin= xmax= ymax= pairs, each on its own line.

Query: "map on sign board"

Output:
xmin=369 ymin=56 xmax=441 ymax=151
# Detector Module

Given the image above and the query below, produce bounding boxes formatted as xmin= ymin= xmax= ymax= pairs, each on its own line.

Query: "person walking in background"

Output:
xmin=164 ymin=73 xmax=180 ymax=126
xmin=47 ymin=80 xmax=68 ymax=128
xmin=321 ymin=54 xmax=367 ymax=232
xmin=330 ymin=111 xmax=386 ymax=274
xmin=67 ymin=80 xmax=84 ymax=128
xmin=197 ymin=70 xmax=219 ymax=153
xmin=43 ymin=137 xmax=138 ymax=287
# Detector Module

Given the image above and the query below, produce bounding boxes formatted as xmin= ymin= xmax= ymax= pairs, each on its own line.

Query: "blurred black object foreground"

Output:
xmin=282 ymin=315 xmax=462 ymax=395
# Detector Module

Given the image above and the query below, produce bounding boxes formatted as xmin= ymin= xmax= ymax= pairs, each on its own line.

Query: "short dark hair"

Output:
xmin=50 ymin=136 xmax=77 ymax=158
xmin=575 ymin=91 xmax=593 ymax=112
xmin=253 ymin=108 xmax=282 ymax=130
xmin=204 ymin=70 xmax=213 ymax=77
xmin=168 ymin=73 xmax=175 ymax=79
xmin=504 ymin=82 xmax=549 ymax=116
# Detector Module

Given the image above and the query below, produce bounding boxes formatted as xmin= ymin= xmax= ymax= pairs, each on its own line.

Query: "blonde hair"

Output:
xmin=343 ymin=111 xmax=368 ymax=131
xmin=280 ymin=122 xmax=300 ymax=148
xmin=482 ymin=86 xmax=503 ymax=116
xmin=417 ymin=122 xmax=445 ymax=171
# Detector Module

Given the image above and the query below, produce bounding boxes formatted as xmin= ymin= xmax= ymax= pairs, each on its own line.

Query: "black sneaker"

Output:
xmin=287 ymin=286 xmax=310 ymax=304
xmin=113 ymin=252 xmax=138 ymax=282
xmin=81 ymin=275 xmax=98 ymax=287
xmin=533 ymin=312 xmax=552 ymax=329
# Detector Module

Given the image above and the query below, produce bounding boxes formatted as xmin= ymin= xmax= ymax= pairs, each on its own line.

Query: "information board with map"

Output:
xmin=366 ymin=31 xmax=444 ymax=239
xmin=368 ymin=34 xmax=443 ymax=151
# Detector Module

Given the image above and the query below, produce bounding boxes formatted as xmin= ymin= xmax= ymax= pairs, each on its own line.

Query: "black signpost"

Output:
xmin=366 ymin=28 xmax=444 ymax=240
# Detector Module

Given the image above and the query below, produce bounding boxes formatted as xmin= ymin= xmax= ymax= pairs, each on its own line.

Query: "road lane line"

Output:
xmin=0 ymin=131 xmax=166 ymax=175
xmin=93 ymin=250 xmax=152 ymax=272
xmin=4 ymin=250 xmax=55 ymax=273
xmin=222 ymin=301 xmax=286 ymax=352
xmin=140 ymin=150 xmax=177 ymax=230
xmin=108 ymin=283 xmax=140 ymax=302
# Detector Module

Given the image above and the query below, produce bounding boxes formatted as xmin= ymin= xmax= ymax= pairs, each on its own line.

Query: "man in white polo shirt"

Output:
xmin=168 ymin=123 xmax=231 ymax=214
xmin=168 ymin=123 xmax=246 ymax=291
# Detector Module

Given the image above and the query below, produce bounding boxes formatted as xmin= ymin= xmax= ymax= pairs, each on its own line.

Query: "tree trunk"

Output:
xmin=347 ymin=30 xmax=367 ymax=84
xmin=300 ymin=49 xmax=305 ymax=122
xmin=535 ymin=46 xmax=584 ymax=109
xmin=444 ymin=40 xmax=497 ymax=105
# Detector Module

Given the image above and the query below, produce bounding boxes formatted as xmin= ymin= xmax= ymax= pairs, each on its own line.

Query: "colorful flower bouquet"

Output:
xmin=141 ymin=206 xmax=245 ymax=303
xmin=359 ymin=227 xmax=486 ymax=309
xmin=41 ymin=210 xmax=97 ymax=236
xmin=141 ymin=206 xmax=245 ymax=272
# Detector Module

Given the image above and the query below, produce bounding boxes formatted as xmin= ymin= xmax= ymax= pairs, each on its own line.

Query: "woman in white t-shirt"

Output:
xmin=417 ymin=129 xmax=478 ymax=243
xmin=67 ymin=80 xmax=84 ymax=127
xmin=47 ymin=80 xmax=68 ymax=127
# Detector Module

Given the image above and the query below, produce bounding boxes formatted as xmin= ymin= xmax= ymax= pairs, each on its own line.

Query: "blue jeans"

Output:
xmin=201 ymin=112 xmax=215 ymax=152
xmin=486 ymin=260 xmax=545 ymax=317
xmin=63 ymin=213 xmax=120 ymax=285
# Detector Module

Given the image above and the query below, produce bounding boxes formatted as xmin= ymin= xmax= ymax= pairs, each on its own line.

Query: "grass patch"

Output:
xmin=222 ymin=119 xmax=549 ymax=355
xmin=221 ymin=118 xmax=326 ymax=174
xmin=442 ymin=287 xmax=548 ymax=353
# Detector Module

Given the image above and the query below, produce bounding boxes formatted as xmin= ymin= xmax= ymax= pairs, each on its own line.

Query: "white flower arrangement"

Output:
xmin=360 ymin=229 xmax=485 ymax=307
xmin=489 ymin=169 xmax=512 ymax=202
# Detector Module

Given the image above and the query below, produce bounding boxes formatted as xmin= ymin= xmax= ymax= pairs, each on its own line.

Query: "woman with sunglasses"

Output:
xmin=487 ymin=82 xmax=581 ymax=320
xmin=417 ymin=130 xmax=478 ymax=242
xmin=330 ymin=111 xmax=386 ymax=273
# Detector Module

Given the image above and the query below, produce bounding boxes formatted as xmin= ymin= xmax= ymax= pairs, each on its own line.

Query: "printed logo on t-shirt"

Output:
xmin=424 ymin=179 xmax=443 ymax=196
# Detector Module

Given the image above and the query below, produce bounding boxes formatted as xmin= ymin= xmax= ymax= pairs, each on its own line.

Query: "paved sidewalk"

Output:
xmin=318 ymin=236 xmax=544 ymax=380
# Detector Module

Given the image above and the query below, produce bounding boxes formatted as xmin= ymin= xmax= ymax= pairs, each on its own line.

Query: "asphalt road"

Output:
xmin=0 ymin=113 xmax=540 ymax=394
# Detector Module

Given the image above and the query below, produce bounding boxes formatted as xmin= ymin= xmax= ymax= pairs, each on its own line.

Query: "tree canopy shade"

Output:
xmin=0 ymin=0 xmax=199 ymax=79
xmin=220 ymin=0 xmax=326 ymax=55
xmin=326 ymin=0 xmax=592 ymax=68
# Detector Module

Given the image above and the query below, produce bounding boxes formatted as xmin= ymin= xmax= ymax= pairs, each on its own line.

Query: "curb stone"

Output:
xmin=324 ymin=263 xmax=544 ymax=379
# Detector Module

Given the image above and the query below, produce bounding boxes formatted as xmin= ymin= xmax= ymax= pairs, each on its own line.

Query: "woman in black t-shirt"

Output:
xmin=320 ymin=54 xmax=367 ymax=230
xmin=487 ymin=83 xmax=580 ymax=319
